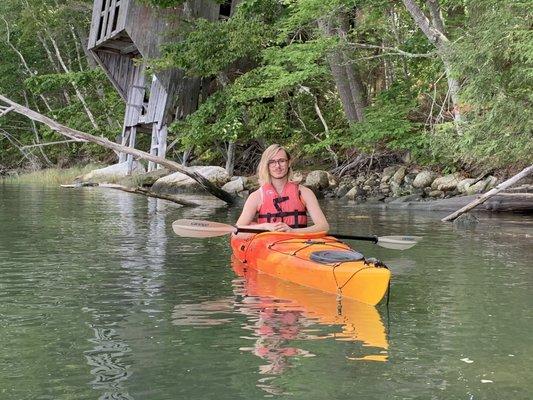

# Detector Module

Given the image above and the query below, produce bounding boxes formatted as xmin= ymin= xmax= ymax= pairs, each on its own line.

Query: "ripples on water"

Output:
xmin=0 ymin=185 xmax=531 ymax=399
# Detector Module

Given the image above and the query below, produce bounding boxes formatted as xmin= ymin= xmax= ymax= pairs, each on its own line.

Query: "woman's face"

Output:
xmin=267 ymin=149 xmax=290 ymax=180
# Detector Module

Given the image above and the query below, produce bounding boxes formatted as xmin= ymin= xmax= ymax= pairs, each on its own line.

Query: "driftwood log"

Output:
xmin=441 ymin=165 xmax=533 ymax=221
xmin=387 ymin=193 xmax=533 ymax=212
xmin=99 ymin=183 xmax=200 ymax=207
xmin=0 ymin=94 xmax=236 ymax=205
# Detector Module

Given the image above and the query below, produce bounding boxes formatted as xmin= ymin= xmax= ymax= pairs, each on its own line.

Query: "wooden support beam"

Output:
xmin=0 ymin=94 xmax=236 ymax=205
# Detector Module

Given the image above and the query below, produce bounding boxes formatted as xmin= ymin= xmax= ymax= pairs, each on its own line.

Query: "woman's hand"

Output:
xmin=265 ymin=222 xmax=292 ymax=232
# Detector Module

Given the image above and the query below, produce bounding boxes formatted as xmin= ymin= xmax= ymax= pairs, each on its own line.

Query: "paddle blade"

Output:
xmin=376 ymin=235 xmax=421 ymax=250
xmin=172 ymin=219 xmax=236 ymax=238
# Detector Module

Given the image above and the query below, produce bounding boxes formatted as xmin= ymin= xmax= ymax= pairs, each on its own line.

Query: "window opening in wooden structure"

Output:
xmin=219 ymin=0 xmax=232 ymax=19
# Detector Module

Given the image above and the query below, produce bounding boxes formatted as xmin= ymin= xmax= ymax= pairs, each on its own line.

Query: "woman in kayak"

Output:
xmin=236 ymin=144 xmax=329 ymax=233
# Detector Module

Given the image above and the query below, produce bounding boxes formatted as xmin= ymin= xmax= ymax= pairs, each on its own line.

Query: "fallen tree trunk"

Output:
xmin=441 ymin=165 xmax=533 ymax=221
xmin=386 ymin=193 xmax=533 ymax=212
xmin=0 ymin=94 xmax=235 ymax=205
xmin=99 ymin=183 xmax=200 ymax=207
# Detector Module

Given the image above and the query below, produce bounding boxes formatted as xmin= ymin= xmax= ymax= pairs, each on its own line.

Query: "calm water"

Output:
xmin=0 ymin=184 xmax=532 ymax=399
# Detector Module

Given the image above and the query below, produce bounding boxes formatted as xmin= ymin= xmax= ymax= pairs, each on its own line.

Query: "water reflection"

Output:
xmin=84 ymin=323 xmax=133 ymax=400
xmin=171 ymin=254 xmax=389 ymax=393
xmin=83 ymin=190 xmax=171 ymax=399
xmin=232 ymin=260 xmax=389 ymax=365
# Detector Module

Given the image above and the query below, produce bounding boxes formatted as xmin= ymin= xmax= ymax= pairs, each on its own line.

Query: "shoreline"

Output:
xmin=2 ymin=164 xmax=532 ymax=214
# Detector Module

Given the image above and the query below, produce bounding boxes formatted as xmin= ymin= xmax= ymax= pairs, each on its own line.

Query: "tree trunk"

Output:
xmin=318 ymin=14 xmax=367 ymax=123
xmin=0 ymin=94 xmax=236 ymax=205
xmin=46 ymin=31 xmax=100 ymax=130
xmin=23 ymin=90 xmax=53 ymax=166
xmin=36 ymin=33 xmax=72 ymax=105
xmin=225 ymin=141 xmax=236 ymax=177
xmin=402 ymin=0 xmax=463 ymax=131
xmin=99 ymin=183 xmax=200 ymax=207
xmin=2 ymin=17 xmax=53 ymax=111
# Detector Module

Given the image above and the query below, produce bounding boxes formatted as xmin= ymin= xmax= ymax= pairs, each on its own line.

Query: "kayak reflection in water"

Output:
xmin=246 ymin=306 xmax=315 ymax=375
xmin=235 ymin=144 xmax=329 ymax=234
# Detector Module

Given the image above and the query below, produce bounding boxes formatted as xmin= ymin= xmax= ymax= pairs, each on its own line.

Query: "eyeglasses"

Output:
xmin=267 ymin=158 xmax=288 ymax=167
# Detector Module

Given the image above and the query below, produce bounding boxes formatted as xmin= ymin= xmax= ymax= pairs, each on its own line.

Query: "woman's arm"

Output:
xmin=293 ymin=185 xmax=329 ymax=233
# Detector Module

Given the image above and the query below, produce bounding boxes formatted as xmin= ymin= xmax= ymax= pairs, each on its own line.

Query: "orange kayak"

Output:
xmin=231 ymin=231 xmax=391 ymax=306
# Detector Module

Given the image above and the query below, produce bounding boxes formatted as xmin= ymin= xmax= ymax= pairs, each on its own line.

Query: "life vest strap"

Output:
xmin=258 ymin=210 xmax=307 ymax=219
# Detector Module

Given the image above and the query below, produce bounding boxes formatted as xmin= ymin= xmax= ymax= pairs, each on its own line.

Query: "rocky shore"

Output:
xmin=78 ymin=162 xmax=516 ymax=207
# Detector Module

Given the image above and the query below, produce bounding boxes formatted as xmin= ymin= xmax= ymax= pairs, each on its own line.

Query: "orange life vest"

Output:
xmin=257 ymin=182 xmax=307 ymax=228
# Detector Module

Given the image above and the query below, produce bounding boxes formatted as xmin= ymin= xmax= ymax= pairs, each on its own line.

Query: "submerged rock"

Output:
xmin=453 ymin=213 xmax=479 ymax=228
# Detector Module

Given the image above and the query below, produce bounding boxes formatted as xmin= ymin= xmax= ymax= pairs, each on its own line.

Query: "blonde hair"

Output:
xmin=257 ymin=144 xmax=292 ymax=185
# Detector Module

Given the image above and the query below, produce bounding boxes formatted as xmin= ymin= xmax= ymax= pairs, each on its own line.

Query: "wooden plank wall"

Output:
xmin=88 ymin=0 xmax=129 ymax=49
xmin=123 ymin=65 xmax=146 ymax=127
xmin=94 ymin=51 xmax=139 ymax=99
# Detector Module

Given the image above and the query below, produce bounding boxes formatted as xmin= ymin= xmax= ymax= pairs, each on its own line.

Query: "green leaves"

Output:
xmin=25 ymin=70 xmax=107 ymax=95
xmin=232 ymin=40 xmax=329 ymax=102
xmin=159 ymin=16 xmax=272 ymax=77
xmin=346 ymin=85 xmax=424 ymax=156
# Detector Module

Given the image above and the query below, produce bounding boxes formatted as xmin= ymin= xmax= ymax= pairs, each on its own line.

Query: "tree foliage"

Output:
xmin=1 ymin=0 xmax=530 ymax=174
xmin=0 ymin=0 xmax=122 ymax=170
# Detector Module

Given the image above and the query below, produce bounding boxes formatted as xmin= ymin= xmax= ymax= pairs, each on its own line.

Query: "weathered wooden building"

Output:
xmin=87 ymin=0 xmax=235 ymax=172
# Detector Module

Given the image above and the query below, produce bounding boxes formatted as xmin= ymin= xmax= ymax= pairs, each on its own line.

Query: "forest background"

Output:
xmin=0 ymin=0 xmax=531 ymax=178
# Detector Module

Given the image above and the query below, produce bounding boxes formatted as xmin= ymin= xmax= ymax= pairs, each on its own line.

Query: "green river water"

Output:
xmin=0 ymin=184 xmax=531 ymax=400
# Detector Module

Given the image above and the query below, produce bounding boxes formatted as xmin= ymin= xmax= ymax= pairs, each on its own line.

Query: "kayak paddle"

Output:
xmin=172 ymin=219 xmax=421 ymax=250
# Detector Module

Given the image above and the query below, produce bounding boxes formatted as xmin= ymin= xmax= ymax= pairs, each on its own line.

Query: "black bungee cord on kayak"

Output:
xmin=267 ymin=237 xmax=389 ymax=304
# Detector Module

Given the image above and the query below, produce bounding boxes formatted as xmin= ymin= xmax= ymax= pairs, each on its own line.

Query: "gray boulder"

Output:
xmin=465 ymin=176 xmax=498 ymax=195
xmin=305 ymin=170 xmax=330 ymax=190
xmin=222 ymin=177 xmax=245 ymax=194
xmin=431 ymin=173 xmax=461 ymax=191
xmin=457 ymin=178 xmax=476 ymax=194
xmin=484 ymin=176 xmax=498 ymax=190
xmin=242 ymin=175 xmax=260 ymax=191
xmin=81 ymin=161 xmax=146 ymax=182
xmin=390 ymin=166 xmax=407 ymax=185
xmin=336 ymin=184 xmax=352 ymax=198
xmin=345 ymin=186 xmax=366 ymax=200
xmin=381 ymin=166 xmax=399 ymax=183
xmin=152 ymin=166 xmax=229 ymax=194
xmin=428 ymin=190 xmax=444 ymax=198
xmin=291 ymin=170 xmax=305 ymax=184
xmin=412 ymin=170 xmax=437 ymax=188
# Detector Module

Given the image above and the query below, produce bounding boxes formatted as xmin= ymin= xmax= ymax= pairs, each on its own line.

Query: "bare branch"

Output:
xmin=348 ymin=42 xmax=436 ymax=58
xmin=21 ymin=139 xmax=84 ymax=149
xmin=0 ymin=106 xmax=15 ymax=117
xmin=0 ymin=94 xmax=236 ymax=204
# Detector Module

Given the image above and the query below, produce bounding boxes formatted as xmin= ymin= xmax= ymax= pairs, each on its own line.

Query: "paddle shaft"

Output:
xmin=235 ymin=227 xmax=378 ymax=243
